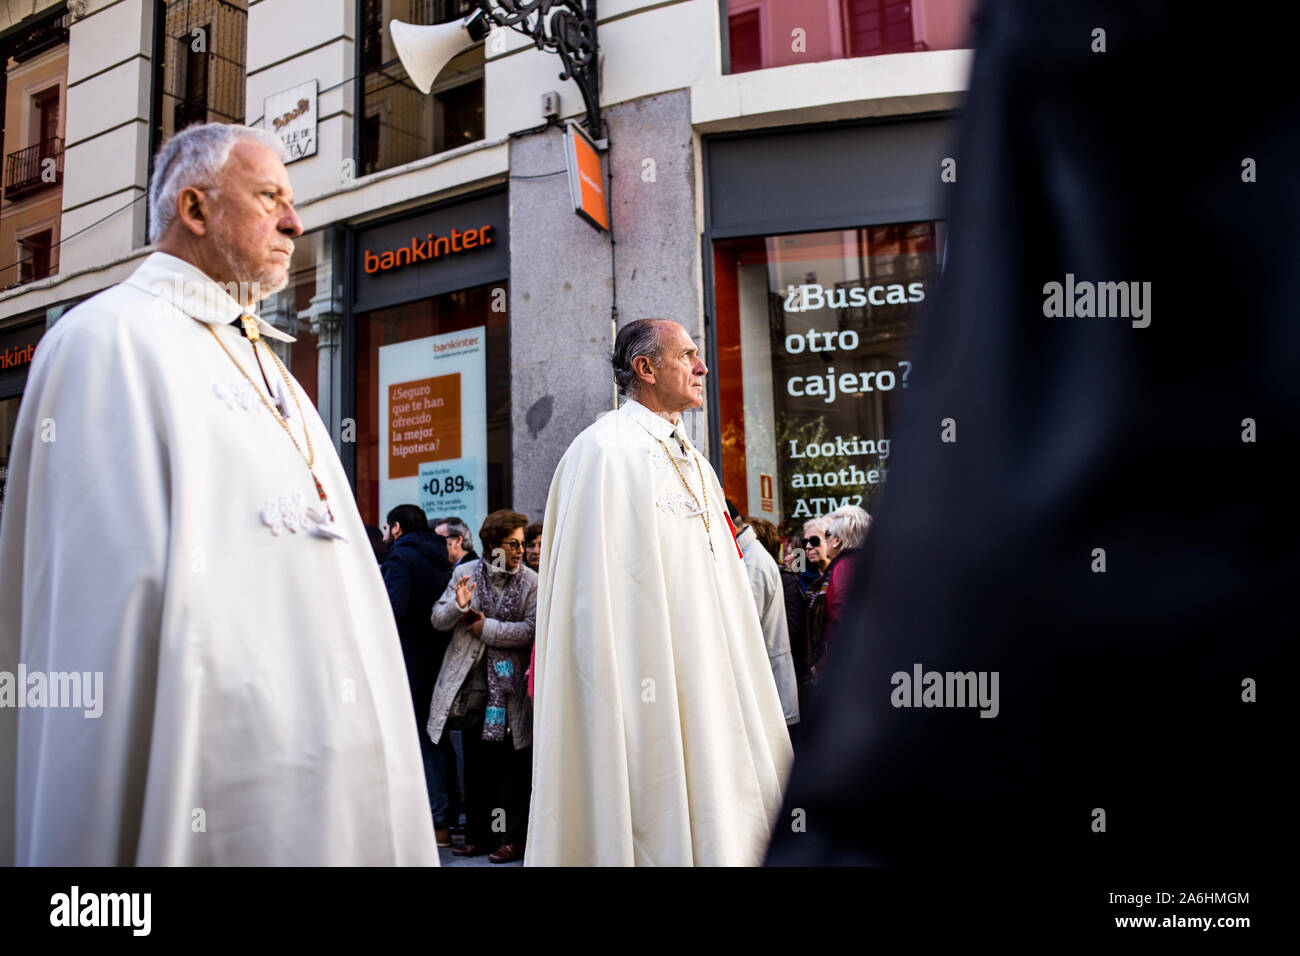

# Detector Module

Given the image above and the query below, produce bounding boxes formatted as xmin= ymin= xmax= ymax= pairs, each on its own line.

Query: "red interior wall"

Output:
xmin=712 ymin=244 xmax=748 ymax=515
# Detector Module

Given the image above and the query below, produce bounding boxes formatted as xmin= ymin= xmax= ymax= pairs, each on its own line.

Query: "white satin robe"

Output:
xmin=0 ymin=253 xmax=438 ymax=865
xmin=525 ymin=398 xmax=793 ymax=866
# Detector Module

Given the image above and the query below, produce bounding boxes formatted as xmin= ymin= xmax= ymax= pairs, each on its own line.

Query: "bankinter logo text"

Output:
xmin=1 ymin=344 xmax=35 ymax=369
xmin=364 ymin=225 xmax=495 ymax=274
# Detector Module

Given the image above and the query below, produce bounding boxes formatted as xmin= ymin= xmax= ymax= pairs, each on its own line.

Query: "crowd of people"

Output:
xmin=0 ymin=120 xmax=863 ymax=866
xmin=365 ymin=508 xmax=541 ymax=863
xmin=366 ymin=493 xmax=871 ymax=863
xmin=727 ymin=503 xmax=872 ymax=745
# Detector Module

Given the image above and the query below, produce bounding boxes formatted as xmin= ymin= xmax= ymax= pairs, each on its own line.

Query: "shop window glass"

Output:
xmin=0 ymin=312 xmax=57 ymax=523
xmin=358 ymin=0 xmax=484 ymax=177
xmin=0 ymin=394 xmax=19 ymax=522
xmin=724 ymin=0 xmax=974 ymax=74
xmin=355 ymin=281 xmax=510 ymax=532
xmin=712 ymin=222 xmax=943 ymax=541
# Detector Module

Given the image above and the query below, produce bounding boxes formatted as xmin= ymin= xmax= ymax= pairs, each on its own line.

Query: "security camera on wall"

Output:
xmin=389 ymin=9 xmax=490 ymax=96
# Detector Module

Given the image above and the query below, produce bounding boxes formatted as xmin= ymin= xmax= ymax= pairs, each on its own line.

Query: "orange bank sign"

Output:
xmin=363 ymin=225 xmax=495 ymax=274
xmin=1 ymin=344 xmax=35 ymax=369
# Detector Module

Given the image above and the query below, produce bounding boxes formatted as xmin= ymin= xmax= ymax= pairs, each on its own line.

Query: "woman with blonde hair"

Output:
xmin=807 ymin=505 xmax=872 ymax=678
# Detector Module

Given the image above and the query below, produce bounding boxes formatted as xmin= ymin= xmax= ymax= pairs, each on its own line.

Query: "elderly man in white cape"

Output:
xmin=526 ymin=319 xmax=793 ymax=866
xmin=0 ymin=123 xmax=438 ymax=865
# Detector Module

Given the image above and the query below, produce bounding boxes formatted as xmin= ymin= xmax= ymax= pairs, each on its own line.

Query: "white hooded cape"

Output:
xmin=525 ymin=398 xmax=793 ymax=866
xmin=0 ymin=253 xmax=437 ymax=865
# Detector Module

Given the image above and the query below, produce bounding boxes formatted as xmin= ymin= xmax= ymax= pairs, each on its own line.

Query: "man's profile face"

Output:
xmin=436 ymin=524 xmax=465 ymax=563
xmin=525 ymin=536 xmax=541 ymax=571
xmin=640 ymin=322 xmax=708 ymax=414
xmin=205 ymin=140 xmax=302 ymax=301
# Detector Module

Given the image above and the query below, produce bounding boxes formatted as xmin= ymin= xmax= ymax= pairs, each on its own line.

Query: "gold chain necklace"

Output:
xmin=206 ymin=316 xmax=336 ymax=523
xmin=654 ymin=435 xmax=711 ymax=537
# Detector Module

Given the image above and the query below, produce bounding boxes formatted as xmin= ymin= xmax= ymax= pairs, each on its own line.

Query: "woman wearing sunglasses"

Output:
xmin=798 ymin=518 xmax=832 ymax=592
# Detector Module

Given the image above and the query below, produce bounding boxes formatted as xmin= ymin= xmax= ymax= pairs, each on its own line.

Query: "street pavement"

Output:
xmin=438 ymin=844 xmax=523 ymax=867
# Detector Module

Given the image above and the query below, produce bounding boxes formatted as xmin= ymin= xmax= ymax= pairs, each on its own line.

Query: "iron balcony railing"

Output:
xmin=4 ymin=137 xmax=64 ymax=201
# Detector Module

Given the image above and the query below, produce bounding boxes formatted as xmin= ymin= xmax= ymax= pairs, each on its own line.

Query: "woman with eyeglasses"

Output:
xmin=425 ymin=509 xmax=537 ymax=864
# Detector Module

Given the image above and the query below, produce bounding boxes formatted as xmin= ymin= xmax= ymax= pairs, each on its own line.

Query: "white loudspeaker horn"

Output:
xmin=389 ymin=17 xmax=477 ymax=95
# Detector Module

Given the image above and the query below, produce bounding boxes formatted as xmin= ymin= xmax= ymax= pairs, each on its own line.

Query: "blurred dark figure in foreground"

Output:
xmin=767 ymin=0 xmax=1290 ymax=867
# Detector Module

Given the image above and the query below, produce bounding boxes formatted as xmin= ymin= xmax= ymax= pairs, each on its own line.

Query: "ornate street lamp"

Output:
xmin=390 ymin=1 xmax=602 ymax=139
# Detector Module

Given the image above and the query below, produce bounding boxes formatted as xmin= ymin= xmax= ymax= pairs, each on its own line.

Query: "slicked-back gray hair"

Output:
xmin=435 ymin=516 xmax=474 ymax=553
xmin=148 ymin=122 xmax=289 ymax=243
xmin=612 ymin=318 xmax=668 ymax=397
xmin=827 ymin=505 xmax=872 ymax=550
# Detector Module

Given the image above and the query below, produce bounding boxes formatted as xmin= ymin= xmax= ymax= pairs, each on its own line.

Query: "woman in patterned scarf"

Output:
xmin=426 ymin=509 xmax=537 ymax=863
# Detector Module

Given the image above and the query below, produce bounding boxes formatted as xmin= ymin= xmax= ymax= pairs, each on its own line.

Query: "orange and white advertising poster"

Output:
xmin=565 ymin=121 xmax=610 ymax=232
xmin=378 ymin=327 xmax=486 ymax=532
xmin=386 ymin=374 xmax=461 ymax=479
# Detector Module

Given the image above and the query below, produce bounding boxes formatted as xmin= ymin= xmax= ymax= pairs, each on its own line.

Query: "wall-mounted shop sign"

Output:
xmin=353 ymin=191 xmax=509 ymax=313
xmin=565 ymin=121 xmax=609 ymax=232
xmin=264 ymin=80 xmax=317 ymax=162
xmin=0 ymin=342 xmax=35 ymax=370
xmin=0 ymin=319 xmax=46 ymax=400
xmin=363 ymin=225 xmax=495 ymax=274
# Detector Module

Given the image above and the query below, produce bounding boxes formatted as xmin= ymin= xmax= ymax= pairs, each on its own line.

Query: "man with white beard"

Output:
xmin=0 ymin=123 xmax=437 ymax=865
xmin=526 ymin=319 xmax=792 ymax=866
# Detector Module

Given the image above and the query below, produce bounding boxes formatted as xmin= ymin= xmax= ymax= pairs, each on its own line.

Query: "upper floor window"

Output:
xmin=724 ymin=0 xmax=975 ymax=74
xmin=358 ymin=0 xmax=485 ymax=177
xmin=3 ymin=86 xmax=64 ymax=204
xmin=33 ymin=87 xmax=59 ymax=145
xmin=148 ymin=0 xmax=247 ymax=237
xmin=0 ymin=7 xmax=68 ymax=288
xmin=16 ymin=228 xmax=53 ymax=284
xmin=150 ymin=1 xmax=247 ymax=148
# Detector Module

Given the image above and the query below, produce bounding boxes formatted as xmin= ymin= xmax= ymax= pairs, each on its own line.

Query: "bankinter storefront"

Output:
xmin=705 ymin=117 xmax=953 ymax=538
xmin=350 ymin=189 xmax=511 ymax=535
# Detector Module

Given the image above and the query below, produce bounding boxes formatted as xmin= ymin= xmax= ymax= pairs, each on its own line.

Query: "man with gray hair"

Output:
xmin=527 ymin=318 xmax=792 ymax=866
xmin=433 ymin=516 xmax=477 ymax=567
xmin=0 ymin=123 xmax=438 ymax=865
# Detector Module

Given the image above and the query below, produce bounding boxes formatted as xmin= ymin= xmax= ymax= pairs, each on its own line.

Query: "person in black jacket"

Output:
xmin=381 ymin=504 xmax=453 ymax=845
